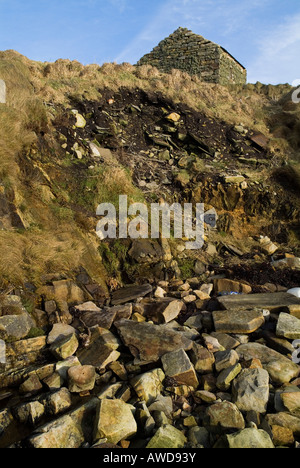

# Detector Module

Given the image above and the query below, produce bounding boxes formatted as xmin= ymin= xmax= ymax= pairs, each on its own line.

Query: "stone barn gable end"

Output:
xmin=137 ymin=27 xmax=247 ymax=86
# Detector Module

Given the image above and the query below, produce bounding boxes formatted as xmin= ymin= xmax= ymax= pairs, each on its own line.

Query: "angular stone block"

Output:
xmin=213 ymin=309 xmax=264 ymax=334
xmin=161 ymin=348 xmax=199 ymax=389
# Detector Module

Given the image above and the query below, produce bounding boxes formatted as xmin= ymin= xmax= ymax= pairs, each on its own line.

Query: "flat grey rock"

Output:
xmin=218 ymin=292 xmax=300 ymax=312
xmin=232 ymin=368 xmax=270 ymax=413
xmin=276 ymin=312 xmax=300 ymax=340
xmin=213 ymin=309 xmax=264 ymax=334
xmin=236 ymin=342 xmax=299 ymax=384
xmin=115 ymin=319 xmax=193 ymax=363
xmin=111 ymin=284 xmax=152 ymax=305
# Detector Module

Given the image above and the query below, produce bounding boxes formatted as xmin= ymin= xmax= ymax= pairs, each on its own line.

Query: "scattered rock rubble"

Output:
xmin=0 ymin=277 xmax=299 ymax=449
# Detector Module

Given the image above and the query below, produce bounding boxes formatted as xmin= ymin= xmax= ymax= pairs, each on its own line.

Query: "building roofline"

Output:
xmin=220 ymin=46 xmax=246 ymax=70
xmin=173 ymin=27 xmax=246 ymax=70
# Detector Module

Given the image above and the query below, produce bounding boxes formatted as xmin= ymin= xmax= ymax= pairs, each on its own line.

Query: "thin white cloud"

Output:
xmin=108 ymin=0 xmax=128 ymax=14
xmin=247 ymin=12 xmax=300 ymax=84
xmin=169 ymin=0 xmax=270 ymax=35
xmin=114 ymin=0 xmax=299 ymax=84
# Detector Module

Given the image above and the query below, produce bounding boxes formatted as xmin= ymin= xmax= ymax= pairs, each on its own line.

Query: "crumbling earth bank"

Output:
xmin=53 ymin=87 xmax=300 ymax=241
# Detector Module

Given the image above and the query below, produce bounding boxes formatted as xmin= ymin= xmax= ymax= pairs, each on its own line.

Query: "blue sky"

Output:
xmin=0 ymin=0 xmax=300 ymax=84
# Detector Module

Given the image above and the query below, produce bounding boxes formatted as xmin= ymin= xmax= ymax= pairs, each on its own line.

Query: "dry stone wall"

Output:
xmin=137 ymin=27 xmax=246 ymax=86
xmin=219 ymin=50 xmax=247 ymax=86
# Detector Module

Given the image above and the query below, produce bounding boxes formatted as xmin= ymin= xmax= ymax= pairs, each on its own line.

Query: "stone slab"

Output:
xmin=111 ymin=284 xmax=152 ymax=305
xmin=213 ymin=309 xmax=264 ymax=334
xmin=236 ymin=342 xmax=299 ymax=384
xmin=218 ymin=292 xmax=300 ymax=312
xmin=115 ymin=319 xmax=193 ymax=363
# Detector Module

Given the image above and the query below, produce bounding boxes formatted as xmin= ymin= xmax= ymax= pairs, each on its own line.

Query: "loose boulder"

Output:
xmin=115 ymin=319 xmax=193 ymax=363
xmin=93 ymin=399 xmax=137 ymax=444
xmin=130 ymin=369 xmax=165 ymax=404
xmin=232 ymin=368 xmax=270 ymax=413
xmin=161 ymin=348 xmax=199 ymax=389
xmin=68 ymin=365 xmax=96 ymax=393
xmin=146 ymin=424 xmax=187 ymax=448
xmin=237 ymin=342 xmax=299 ymax=384
xmin=223 ymin=427 xmax=274 ymax=448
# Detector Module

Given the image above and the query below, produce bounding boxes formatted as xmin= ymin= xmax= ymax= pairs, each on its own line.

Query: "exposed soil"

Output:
xmin=54 ymin=87 xmax=272 ymax=205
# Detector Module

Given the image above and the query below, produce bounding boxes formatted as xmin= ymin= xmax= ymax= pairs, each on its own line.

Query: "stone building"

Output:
xmin=137 ymin=27 xmax=247 ymax=86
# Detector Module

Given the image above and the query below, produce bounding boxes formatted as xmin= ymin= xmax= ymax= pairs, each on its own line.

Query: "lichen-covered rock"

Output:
xmin=188 ymin=426 xmax=210 ymax=448
xmin=215 ymin=349 xmax=239 ymax=372
xmin=111 ymin=283 xmax=153 ymax=305
xmin=0 ymin=409 xmax=13 ymax=436
xmin=28 ymin=398 xmax=98 ymax=448
xmin=44 ymin=387 xmax=72 ymax=416
xmin=130 ymin=368 xmax=165 ymax=404
xmin=77 ymin=327 xmax=120 ymax=368
xmin=0 ymin=313 xmax=35 ymax=341
xmin=213 ymin=278 xmax=251 ymax=295
xmin=19 ymin=374 xmax=43 ymax=395
xmin=5 ymin=338 xmax=47 ymax=374
xmin=50 ymin=333 xmax=79 ymax=360
xmin=232 ymin=368 xmax=270 ymax=413
xmin=271 ymin=425 xmax=295 ymax=447
xmin=213 ymin=309 xmax=264 ymax=334
xmin=266 ymin=412 xmax=300 ymax=439
xmin=43 ymin=371 xmax=64 ymax=391
xmin=75 ymin=303 xmax=132 ymax=329
xmin=280 ymin=390 xmax=300 ymax=416
xmin=44 ymin=279 xmax=85 ymax=324
xmin=204 ymin=401 xmax=245 ymax=434
xmin=47 ymin=323 xmax=76 ymax=345
xmin=14 ymin=400 xmax=45 ymax=426
xmin=161 ymin=300 xmax=183 ymax=323
xmin=224 ymin=428 xmax=275 ymax=448
xmin=188 ymin=342 xmax=215 ymax=374
xmin=115 ymin=319 xmax=193 ymax=363
xmin=74 ymin=113 xmax=86 ymax=129
xmin=216 ymin=363 xmax=242 ymax=391
xmin=55 ymin=356 xmax=81 ymax=381
xmin=276 ymin=312 xmax=300 ymax=340
xmin=236 ymin=342 xmax=299 ymax=384
xmin=184 ymin=314 xmax=203 ymax=330
xmin=78 ymin=343 xmax=120 ymax=370
xmin=146 ymin=424 xmax=187 ymax=448
xmin=161 ymin=348 xmax=199 ymax=389
xmin=148 ymin=395 xmax=173 ymax=417
xmin=93 ymin=399 xmax=137 ymax=444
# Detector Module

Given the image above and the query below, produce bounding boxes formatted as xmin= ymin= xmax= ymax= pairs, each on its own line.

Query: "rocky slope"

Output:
xmin=0 ymin=280 xmax=300 ymax=449
xmin=0 ymin=50 xmax=299 ymax=448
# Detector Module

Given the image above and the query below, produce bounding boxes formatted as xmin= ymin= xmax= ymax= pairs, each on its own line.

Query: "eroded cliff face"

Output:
xmin=0 ymin=50 xmax=299 ymax=292
xmin=53 ymin=86 xmax=299 ymax=239
xmin=0 ymin=52 xmax=300 ymax=451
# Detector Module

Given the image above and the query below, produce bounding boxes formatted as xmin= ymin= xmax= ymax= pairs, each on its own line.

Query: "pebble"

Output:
xmin=68 ymin=365 xmax=96 ymax=393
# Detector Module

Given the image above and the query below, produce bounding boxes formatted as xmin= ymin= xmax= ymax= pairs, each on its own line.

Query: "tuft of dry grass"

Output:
xmin=0 ymin=51 xmax=271 ymax=133
xmin=0 ymin=227 xmax=107 ymax=289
